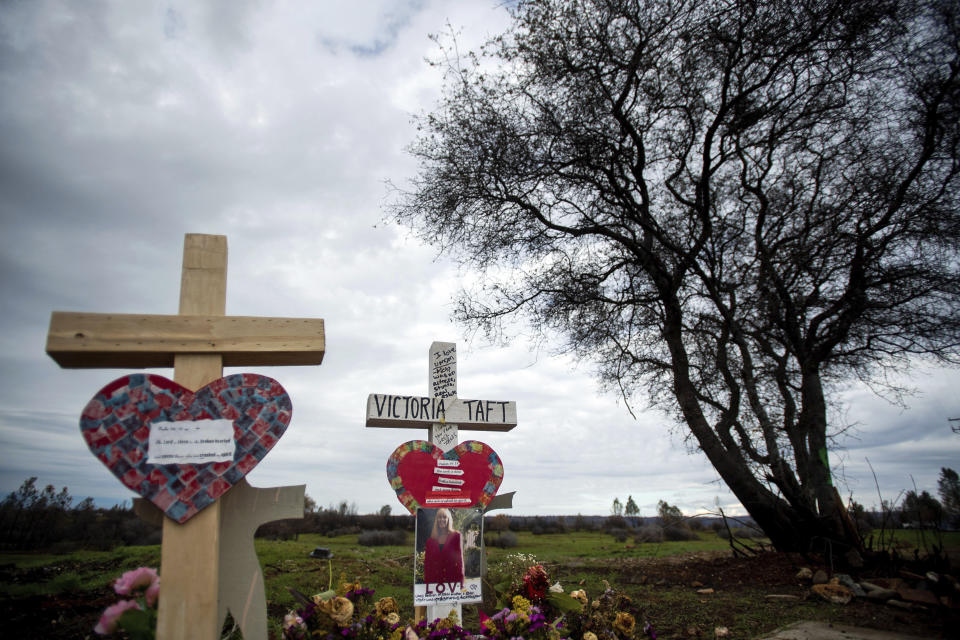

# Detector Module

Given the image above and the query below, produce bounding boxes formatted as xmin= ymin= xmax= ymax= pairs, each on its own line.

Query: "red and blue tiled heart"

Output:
xmin=80 ymin=373 xmax=291 ymax=523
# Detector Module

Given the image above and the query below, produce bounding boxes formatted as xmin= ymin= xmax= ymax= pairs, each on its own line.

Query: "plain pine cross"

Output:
xmin=46 ymin=234 xmax=325 ymax=640
xmin=365 ymin=341 xmax=517 ymax=621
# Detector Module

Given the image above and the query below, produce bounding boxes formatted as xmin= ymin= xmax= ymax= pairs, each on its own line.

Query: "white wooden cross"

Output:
xmin=366 ymin=341 xmax=517 ymax=622
xmin=366 ymin=342 xmax=518 ymax=438
xmin=46 ymin=234 xmax=325 ymax=640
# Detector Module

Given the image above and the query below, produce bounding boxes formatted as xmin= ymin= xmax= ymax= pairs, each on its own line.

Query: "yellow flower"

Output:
xmin=613 ymin=612 xmax=636 ymax=635
xmin=386 ymin=612 xmax=401 ymax=626
xmin=321 ymin=596 xmax=354 ymax=625
xmin=375 ymin=597 xmax=400 ymax=618
xmin=511 ymin=595 xmax=532 ymax=614
xmin=341 ymin=581 xmax=362 ymax=595
xmin=436 ymin=610 xmax=459 ymax=629
xmin=570 ymin=590 xmax=588 ymax=607
xmin=584 ymin=633 xmax=598 ymax=640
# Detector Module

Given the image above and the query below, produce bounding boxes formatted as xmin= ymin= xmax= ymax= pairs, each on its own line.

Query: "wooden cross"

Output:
xmin=366 ymin=342 xmax=518 ymax=439
xmin=46 ymin=234 xmax=325 ymax=640
xmin=366 ymin=341 xmax=516 ymax=621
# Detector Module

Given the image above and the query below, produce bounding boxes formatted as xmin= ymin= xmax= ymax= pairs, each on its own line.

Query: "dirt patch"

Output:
xmin=559 ymin=551 xmax=959 ymax=639
xmin=0 ymin=589 xmax=115 ymax=640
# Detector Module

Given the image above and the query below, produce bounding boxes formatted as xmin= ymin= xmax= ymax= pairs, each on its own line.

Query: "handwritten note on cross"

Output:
xmin=46 ymin=234 xmax=325 ymax=640
xmin=366 ymin=342 xmax=517 ymax=446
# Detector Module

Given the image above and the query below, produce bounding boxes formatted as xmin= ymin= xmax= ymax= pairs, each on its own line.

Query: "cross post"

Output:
xmin=366 ymin=342 xmax=516 ymax=622
xmin=46 ymin=234 xmax=325 ymax=640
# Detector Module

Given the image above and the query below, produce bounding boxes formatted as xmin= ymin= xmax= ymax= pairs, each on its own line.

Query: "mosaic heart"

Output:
xmin=80 ymin=373 xmax=291 ymax=523
xmin=386 ymin=440 xmax=503 ymax=515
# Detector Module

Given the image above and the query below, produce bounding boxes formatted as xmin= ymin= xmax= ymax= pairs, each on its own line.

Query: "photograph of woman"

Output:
xmin=414 ymin=507 xmax=482 ymax=605
xmin=423 ymin=508 xmax=464 ymax=586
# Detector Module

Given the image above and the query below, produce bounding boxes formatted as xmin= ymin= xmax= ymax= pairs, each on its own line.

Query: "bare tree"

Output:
xmin=393 ymin=0 xmax=960 ymax=552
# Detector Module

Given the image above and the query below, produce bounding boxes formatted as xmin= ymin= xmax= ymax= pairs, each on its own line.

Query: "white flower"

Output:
xmin=283 ymin=612 xmax=305 ymax=630
xmin=549 ymin=581 xmax=564 ymax=593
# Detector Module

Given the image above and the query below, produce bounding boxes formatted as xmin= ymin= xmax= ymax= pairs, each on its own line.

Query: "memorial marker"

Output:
xmin=46 ymin=234 xmax=325 ymax=640
xmin=366 ymin=341 xmax=517 ymax=622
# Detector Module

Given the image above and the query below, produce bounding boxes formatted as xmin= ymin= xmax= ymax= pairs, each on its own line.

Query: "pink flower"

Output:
xmin=114 ymin=567 xmax=158 ymax=597
xmin=145 ymin=578 xmax=160 ymax=607
xmin=94 ymin=599 xmax=142 ymax=635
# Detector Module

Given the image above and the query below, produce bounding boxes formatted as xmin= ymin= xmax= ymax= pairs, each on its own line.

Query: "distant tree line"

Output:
xmin=4 ymin=469 xmax=956 ymax=550
xmin=0 ymin=477 xmax=160 ymax=551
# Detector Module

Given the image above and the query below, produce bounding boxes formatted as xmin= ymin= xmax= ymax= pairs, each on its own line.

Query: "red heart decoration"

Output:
xmin=386 ymin=440 xmax=503 ymax=515
xmin=80 ymin=373 xmax=291 ymax=523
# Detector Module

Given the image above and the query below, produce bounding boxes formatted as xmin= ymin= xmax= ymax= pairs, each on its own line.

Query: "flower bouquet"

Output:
xmin=483 ymin=554 xmax=656 ymax=640
xmin=282 ymin=577 xmax=471 ymax=640
xmin=94 ymin=567 xmax=160 ymax=639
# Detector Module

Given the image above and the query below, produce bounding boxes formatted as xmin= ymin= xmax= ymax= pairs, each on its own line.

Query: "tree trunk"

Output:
xmin=664 ymin=307 xmax=859 ymax=553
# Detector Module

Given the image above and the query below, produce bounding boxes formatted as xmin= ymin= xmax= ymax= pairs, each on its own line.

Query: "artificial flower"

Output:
xmin=386 ymin=612 xmax=401 ymax=625
xmin=283 ymin=612 xmax=306 ymax=631
xmin=145 ymin=579 xmax=160 ymax=607
xmin=94 ymin=599 xmax=142 ymax=635
xmin=570 ymin=589 xmax=588 ymax=607
xmin=375 ymin=596 xmax=399 ymax=617
xmin=583 ymin=633 xmax=598 ymax=640
xmin=321 ymin=596 xmax=354 ymax=625
xmin=549 ymin=581 xmax=564 ymax=593
xmin=512 ymin=594 xmax=532 ymax=615
xmin=113 ymin=567 xmax=158 ymax=596
xmin=522 ymin=564 xmax=550 ymax=602
xmin=340 ymin=580 xmax=363 ymax=595
xmin=614 ymin=612 xmax=636 ymax=635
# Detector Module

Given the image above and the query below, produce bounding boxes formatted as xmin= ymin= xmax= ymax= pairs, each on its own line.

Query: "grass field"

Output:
xmin=1 ymin=528 xmax=957 ymax=638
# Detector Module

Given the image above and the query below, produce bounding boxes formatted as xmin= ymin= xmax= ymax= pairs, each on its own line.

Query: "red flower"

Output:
xmin=522 ymin=565 xmax=549 ymax=602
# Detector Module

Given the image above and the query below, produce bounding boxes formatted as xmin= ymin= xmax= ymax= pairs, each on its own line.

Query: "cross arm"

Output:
xmin=365 ymin=393 xmax=517 ymax=431
xmin=46 ymin=312 xmax=325 ymax=368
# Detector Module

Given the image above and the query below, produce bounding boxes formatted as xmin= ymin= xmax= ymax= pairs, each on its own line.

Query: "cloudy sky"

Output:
xmin=0 ymin=1 xmax=956 ymax=521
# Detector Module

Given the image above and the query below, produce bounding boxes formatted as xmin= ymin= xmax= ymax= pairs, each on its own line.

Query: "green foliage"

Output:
xmin=901 ymin=490 xmax=943 ymax=526
xmin=656 ymin=500 xmax=684 ymax=526
xmin=624 ymin=496 xmax=640 ymax=518
xmin=0 ymin=477 xmax=160 ymax=550
xmin=611 ymin=497 xmax=623 ymax=516
xmin=116 ymin=607 xmax=157 ymax=640
xmin=938 ymin=468 xmax=960 ymax=527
